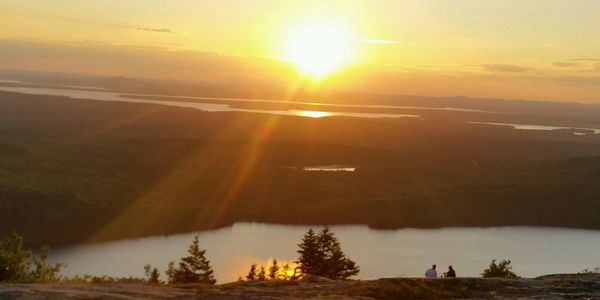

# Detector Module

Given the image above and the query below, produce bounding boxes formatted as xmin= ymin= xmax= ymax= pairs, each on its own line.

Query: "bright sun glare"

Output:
xmin=295 ymin=110 xmax=332 ymax=118
xmin=287 ymin=23 xmax=351 ymax=79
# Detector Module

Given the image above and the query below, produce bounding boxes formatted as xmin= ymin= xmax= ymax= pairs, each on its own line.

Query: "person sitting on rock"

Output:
xmin=425 ymin=264 xmax=437 ymax=278
xmin=444 ymin=265 xmax=456 ymax=278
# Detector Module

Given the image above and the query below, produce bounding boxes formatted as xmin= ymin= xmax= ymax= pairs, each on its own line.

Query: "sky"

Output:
xmin=2 ymin=0 xmax=600 ymax=102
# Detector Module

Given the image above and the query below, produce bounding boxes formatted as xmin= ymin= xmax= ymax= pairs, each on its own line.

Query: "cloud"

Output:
xmin=480 ymin=64 xmax=533 ymax=73
xmin=553 ymin=61 xmax=578 ymax=68
xmin=351 ymin=38 xmax=402 ymax=45
xmin=544 ymin=75 xmax=600 ymax=87
xmin=553 ymin=59 xmax=600 ymax=72
xmin=573 ymin=58 xmax=600 ymax=62
xmin=136 ymin=27 xmax=173 ymax=33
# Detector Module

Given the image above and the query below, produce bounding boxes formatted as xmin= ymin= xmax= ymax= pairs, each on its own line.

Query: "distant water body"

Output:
xmin=469 ymin=121 xmax=600 ymax=135
xmin=0 ymin=85 xmax=419 ymax=119
xmin=47 ymin=223 xmax=600 ymax=283
xmin=0 ymin=84 xmax=499 ymax=119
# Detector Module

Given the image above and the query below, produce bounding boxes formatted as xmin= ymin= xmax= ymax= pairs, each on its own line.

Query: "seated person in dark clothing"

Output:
xmin=444 ymin=265 xmax=456 ymax=278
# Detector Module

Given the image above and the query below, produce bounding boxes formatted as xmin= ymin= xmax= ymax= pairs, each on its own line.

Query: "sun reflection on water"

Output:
xmin=295 ymin=110 xmax=332 ymax=118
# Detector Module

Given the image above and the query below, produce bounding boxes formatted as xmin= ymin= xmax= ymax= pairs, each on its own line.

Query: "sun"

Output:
xmin=286 ymin=23 xmax=351 ymax=79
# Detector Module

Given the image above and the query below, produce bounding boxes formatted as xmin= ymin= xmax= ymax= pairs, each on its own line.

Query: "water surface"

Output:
xmin=48 ymin=223 xmax=600 ymax=283
xmin=302 ymin=165 xmax=356 ymax=172
xmin=469 ymin=121 xmax=600 ymax=135
xmin=0 ymin=86 xmax=419 ymax=119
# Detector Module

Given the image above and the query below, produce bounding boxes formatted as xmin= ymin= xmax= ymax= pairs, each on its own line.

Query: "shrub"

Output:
xmin=144 ymin=263 xmax=160 ymax=284
xmin=61 ymin=274 xmax=145 ymax=284
xmin=482 ymin=259 xmax=518 ymax=278
xmin=580 ymin=267 xmax=600 ymax=274
xmin=0 ymin=232 xmax=64 ymax=282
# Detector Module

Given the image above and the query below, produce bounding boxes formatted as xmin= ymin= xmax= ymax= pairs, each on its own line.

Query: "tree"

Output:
xmin=246 ymin=263 xmax=258 ymax=280
xmin=281 ymin=263 xmax=291 ymax=280
xmin=144 ymin=264 xmax=160 ymax=284
xmin=257 ymin=266 xmax=266 ymax=280
xmin=296 ymin=228 xmax=321 ymax=276
xmin=0 ymin=232 xmax=30 ymax=282
xmin=296 ymin=227 xmax=359 ymax=280
xmin=268 ymin=259 xmax=280 ymax=280
xmin=165 ymin=235 xmax=216 ymax=284
xmin=0 ymin=232 xmax=63 ymax=282
xmin=482 ymin=259 xmax=518 ymax=279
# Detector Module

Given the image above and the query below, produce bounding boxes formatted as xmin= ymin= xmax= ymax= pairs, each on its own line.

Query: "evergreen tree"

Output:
xmin=257 ymin=266 xmax=266 ymax=280
xmin=296 ymin=228 xmax=321 ymax=275
xmin=296 ymin=227 xmax=360 ymax=280
xmin=165 ymin=235 xmax=216 ymax=284
xmin=268 ymin=259 xmax=280 ymax=280
xmin=144 ymin=264 xmax=160 ymax=284
xmin=246 ymin=263 xmax=258 ymax=280
xmin=281 ymin=263 xmax=291 ymax=280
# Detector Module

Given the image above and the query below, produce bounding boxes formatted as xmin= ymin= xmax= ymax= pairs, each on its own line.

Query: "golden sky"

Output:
xmin=2 ymin=0 xmax=600 ymax=102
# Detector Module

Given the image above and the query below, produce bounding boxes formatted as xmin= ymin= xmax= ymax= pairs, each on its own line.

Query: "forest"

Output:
xmin=1 ymin=90 xmax=600 ymax=246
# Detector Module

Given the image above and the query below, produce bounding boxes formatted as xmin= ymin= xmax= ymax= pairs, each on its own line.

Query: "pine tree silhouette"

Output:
xmin=246 ymin=263 xmax=258 ymax=280
xmin=268 ymin=259 xmax=280 ymax=280
xmin=257 ymin=266 xmax=266 ymax=280
xmin=296 ymin=227 xmax=359 ymax=279
xmin=165 ymin=235 xmax=216 ymax=284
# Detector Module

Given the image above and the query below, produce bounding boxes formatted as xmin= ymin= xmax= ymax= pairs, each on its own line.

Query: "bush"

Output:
xmin=482 ymin=259 xmax=518 ymax=278
xmin=61 ymin=274 xmax=145 ymax=284
xmin=580 ymin=267 xmax=600 ymax=274
xmin=0 ymin=232 xmax=64 ymax=282
xmin=297 ymin=227 xmax=359 ymax=280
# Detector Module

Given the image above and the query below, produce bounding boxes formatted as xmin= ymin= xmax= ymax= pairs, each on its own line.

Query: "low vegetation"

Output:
xmin=481 ymin=259 xmax=518 ymax=279
xmin=0 ymin=232 xmax=64 ymax=282
xmin=61 ymin=274 xmax=145 ymax=284
xmin=580 ymin=267 xmax=600 ymax=274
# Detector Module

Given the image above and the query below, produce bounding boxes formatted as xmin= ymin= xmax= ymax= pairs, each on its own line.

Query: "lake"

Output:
xmin=469 ymin=121 xmax=600 ymax=135
xmin=47 ymin=223 xmax=600 ymax=283
xmin=0 ymin=85 xmax=420 ymax=119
